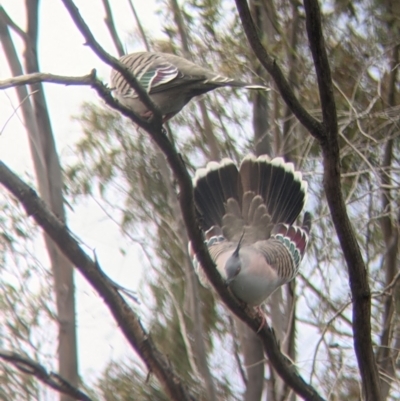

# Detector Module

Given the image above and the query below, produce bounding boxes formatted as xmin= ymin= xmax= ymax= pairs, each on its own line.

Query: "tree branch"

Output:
xmin=0 ymin=6 xmax=28 ymax=41
xmin=0 ymin=161 xmax=197 ymax=401
xmin=302 ymin=0 xmax=381 ymax=399
xmin=376 ymin=42 xmax=400 ymax=399
xmin=0 ymin=71 xmax=97 ymax=89
xmin=1 ymin=68 xmax=325 ymax=400
xmin=60 ymin=0 xmax=161 ymax=126
xmin=101 ymin=0 xmax=125 ymax=57
xmin=0 ymin=70 xmax=152 ymax=131
xmin=0 ymin=350 xmax=92 ymax=401
xmin=234 ymin=0 xmax=324 ymax=141
xmin=127 ymin=0 xmax=150 ymax=51
xmin=302 ymin=0 xmax=338 ymax=142
xmin=236 ymin=0 xmax=381 ymax=398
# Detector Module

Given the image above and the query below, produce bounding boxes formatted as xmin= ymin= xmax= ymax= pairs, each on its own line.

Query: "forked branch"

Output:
xmin=235 ymin=0 xmax=381 ymax=399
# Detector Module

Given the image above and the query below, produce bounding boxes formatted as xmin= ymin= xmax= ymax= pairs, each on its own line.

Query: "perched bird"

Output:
xmin=110 ymin=52 xmax=268 ymax=122
xmin=190 ymin=154 xmax=311 ymax=307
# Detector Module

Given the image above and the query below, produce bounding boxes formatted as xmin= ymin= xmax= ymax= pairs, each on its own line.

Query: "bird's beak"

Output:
xmin=233 ymin=231 xmax=245 ymax=256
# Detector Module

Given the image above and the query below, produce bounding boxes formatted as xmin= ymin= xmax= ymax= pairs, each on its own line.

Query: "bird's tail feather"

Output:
xmin=193 ymin=155 xmax=309 ymax=242
xmin=194 ymin=159 xmax=240 ymax=230
xmin=205 ymin=76 xmax=269 ymax=91
xmin=239 ymin=155 xmax=307 ymax=225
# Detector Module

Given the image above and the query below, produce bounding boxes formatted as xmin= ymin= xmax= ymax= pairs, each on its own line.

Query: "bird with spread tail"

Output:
xmin=190 ymin=154 xmax=311 ymax=310
xmin=110 ymin=52 xmax=268 ymax=122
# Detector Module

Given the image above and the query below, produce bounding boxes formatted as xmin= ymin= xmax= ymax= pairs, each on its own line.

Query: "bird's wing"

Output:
xmin=188 ymin=234 xmax=235 ymax=286
xmin=253 ymin=221 xmax=310 ymax=282
xmin=111 ymin=52 xmax=186 ymax=97
xmin=135 ymin=53 xmax=210 ymax=95
xmin=138 ymin=62 xmax=180 ymax=93
xmin=139 ymin=53 xmax=252 ymax=94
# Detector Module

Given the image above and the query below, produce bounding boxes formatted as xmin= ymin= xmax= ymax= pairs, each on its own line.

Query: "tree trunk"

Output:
xmin=0 ymin=4 xmax=78 ymax=400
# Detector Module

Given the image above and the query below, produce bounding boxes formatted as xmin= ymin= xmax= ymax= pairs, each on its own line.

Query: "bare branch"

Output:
xmin=303 ymin=0 xmax=338 ymax=134
xmin=300 ymin=273 xmax=352 ymax=327
xmin=302 ymin=0 xmax=381 ymax=399
xmin=101 ymin=0 xmax=125 ymax=57
xmin=127 ymin=0 xmax=150 ymax=51
xmin=236 ymin=0 xmax=382 ymax=397
xmin=0 ymin=161 xmax=197 ymax=401
xmin=309 ymin=300 xmax=352 ymax=383
xmin=234 ymin=0 xmax=324 ymax=141
xmin=60 ymin=0 xmax=161 ymax=126
xmin=0 ymin=70 xmax=153 ymax=131
xmin=0 ymin=71 xmax=97 ymax=89
xmin=0 ymin=6 xmax=28 ymax=41
xmin=228 ymin=316 xmax=248 ymax=386
xmin=0 ymin=350 xmax=92 ymax=401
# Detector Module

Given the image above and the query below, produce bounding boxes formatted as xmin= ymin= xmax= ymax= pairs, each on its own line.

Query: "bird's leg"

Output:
xmin=242 ymin=303 xmax=267 ymax=333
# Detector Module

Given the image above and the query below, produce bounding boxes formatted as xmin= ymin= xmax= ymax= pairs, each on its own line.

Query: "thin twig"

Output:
xmin=127 ymin=0 xmax=150 ymax=51
xmin=228 ymin=316 xmax=248 ymax=386
xmin=101 ymin=0 xmax=125 ymax=57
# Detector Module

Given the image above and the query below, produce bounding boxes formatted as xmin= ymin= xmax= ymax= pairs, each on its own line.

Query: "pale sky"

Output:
xmin=0 ymin=0 xmax=164 ymax=385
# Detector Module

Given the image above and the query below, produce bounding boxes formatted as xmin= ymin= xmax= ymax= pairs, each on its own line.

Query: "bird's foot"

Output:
xmin=243 ymin=304 xmax=267 ymax=333
xmin=142 ymin=110 xmax=154 ymax=120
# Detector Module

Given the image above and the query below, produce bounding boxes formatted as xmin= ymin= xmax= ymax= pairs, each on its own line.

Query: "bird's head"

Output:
xmin=225 ymin=232 xmax=244 ymax=286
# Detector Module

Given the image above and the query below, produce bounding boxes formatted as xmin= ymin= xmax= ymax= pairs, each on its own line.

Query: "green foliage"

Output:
xmin=97 ymin=360 xmax=170 ymax=401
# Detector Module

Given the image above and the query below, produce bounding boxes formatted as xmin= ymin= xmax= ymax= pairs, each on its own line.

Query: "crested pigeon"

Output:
xmin=110 ymin=52 xmax=268 ymax=122
xmin=190 ymin=155 xmax=310 ymax=307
